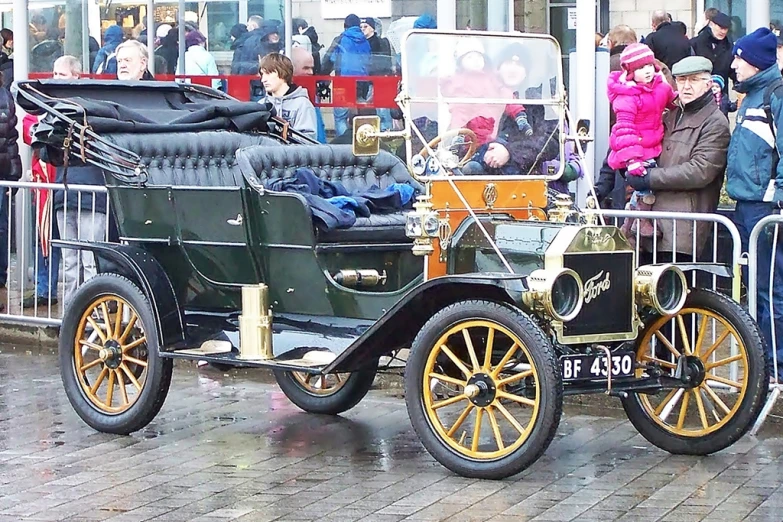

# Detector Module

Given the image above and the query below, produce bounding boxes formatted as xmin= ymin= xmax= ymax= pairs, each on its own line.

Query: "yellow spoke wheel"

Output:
xmin=622 ymin=289 xmax=768 ymax=455
xmin=74 ymin=295 xmax=148 ymax=414
xmin=273 ymin=361 xmax=378 ymax=415
xmin=60 ymin=274 xmax=173 ymax=435
xmin=406 ymin=300 xmax=561 ymax=480
xmin=290 ymin=372 xmax=349 ymax=396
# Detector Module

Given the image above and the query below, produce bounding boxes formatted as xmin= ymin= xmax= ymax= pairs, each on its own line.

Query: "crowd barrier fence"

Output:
xmin=748 ymin=213 xmax=783 ymax=434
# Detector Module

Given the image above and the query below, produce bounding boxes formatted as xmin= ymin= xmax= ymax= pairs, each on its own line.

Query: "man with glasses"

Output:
xmin=626 ymin=56 xmax=730 ymax=265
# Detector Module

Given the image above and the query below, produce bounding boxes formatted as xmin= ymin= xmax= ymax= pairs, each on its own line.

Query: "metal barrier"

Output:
xmin=748 ymin=213 xmax=783 ymax=435
xmin=598 ymin=208 xmax=743 ymax=301
xmin=0 ymin=180 xmax=109 ymax=326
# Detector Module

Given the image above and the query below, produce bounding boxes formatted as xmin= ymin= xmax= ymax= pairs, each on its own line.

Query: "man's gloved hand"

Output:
xmin=627 ymin=173 xmax=651 ymax=191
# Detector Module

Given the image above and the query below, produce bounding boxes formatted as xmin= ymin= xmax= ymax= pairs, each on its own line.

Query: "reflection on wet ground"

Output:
xmin=0 ymin=351 xmax=782 ymax=521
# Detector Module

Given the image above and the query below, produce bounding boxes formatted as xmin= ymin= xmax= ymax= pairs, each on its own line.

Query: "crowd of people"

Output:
xmin=596 ymin=13 xmax=783 ymax=374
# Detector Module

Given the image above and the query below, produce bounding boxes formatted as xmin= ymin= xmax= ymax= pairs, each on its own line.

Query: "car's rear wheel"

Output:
xmin=406 ymin=300 xmax=562 ymax=480
xmin=60 ymin=274 xmax=173 ymax=435
xmin=274 ymin=364 xmax=377 ymax=415
xmin=622 ymin=289 xmax=768 ymax=455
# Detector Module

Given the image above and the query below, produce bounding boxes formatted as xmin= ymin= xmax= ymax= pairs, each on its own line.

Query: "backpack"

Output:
xmin=763 ymin=78 xmax=783 ymax=177
xmin=96 ymin=51 xmax=116 ymax=74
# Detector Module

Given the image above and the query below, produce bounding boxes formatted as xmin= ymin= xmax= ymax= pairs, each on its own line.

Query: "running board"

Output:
xmin=161 ymin=345 xmax=334 ymax=374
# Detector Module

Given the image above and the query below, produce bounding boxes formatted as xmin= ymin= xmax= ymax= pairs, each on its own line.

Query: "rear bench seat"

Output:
xmin=237 ymin=144 xmax=421 ymax=243
xmin=106 ymin=131 xmax=281 ymax=186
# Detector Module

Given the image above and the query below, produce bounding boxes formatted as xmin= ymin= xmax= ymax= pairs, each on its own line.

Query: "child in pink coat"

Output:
xmin=608 ymin=43 xmax=677 ymax=239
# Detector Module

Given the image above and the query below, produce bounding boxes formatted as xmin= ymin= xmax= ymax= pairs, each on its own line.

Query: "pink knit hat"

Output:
xmin=620 ymin=43 xmax=658 ymax=73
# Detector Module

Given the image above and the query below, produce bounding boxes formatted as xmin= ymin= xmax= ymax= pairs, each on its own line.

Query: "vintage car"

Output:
xmin=16 ymin=31 xmax=768 ymax=480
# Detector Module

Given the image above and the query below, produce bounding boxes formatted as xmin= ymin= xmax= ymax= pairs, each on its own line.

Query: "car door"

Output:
xmin=173 ymin=186 xmax=260 ymax=285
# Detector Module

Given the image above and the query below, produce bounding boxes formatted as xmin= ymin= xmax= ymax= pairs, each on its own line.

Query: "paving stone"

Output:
xmin=0 ymin=351 xmax=781 ymax=522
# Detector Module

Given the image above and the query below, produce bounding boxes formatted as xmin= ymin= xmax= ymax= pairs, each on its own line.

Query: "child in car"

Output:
xmin=258 ymin=53 xmax=317 ymax=140
xmin=440 ymin=39 xmax=532 ymax=141
xmin=607 ymin=43 xmax=677 ymax=238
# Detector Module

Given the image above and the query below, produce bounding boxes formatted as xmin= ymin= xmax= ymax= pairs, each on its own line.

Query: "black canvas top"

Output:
xmin=14 ymin=79 xmax=273 ymax=133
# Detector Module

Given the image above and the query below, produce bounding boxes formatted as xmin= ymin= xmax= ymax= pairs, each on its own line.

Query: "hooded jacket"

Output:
xmin=92 ymin=25 xmax=123 ymax=74
xmin=413 ymin=14 xmax=437 ymax=29
xmin=727 ymin=65 xmax=783 ymax=205
xmin=262 ymin=84 xmax=317 ymax=140
xmin=231 ymin=21 xmax=283 ymax=75
xmin=229 ymin=23 xmax=248 ymax=50
xmin=690 ymin=25 xmax=735 ymax=92
xmin=322 ymin=26 xmax=370 ymax=76
xmin=644 ymin=21 xmax=692 ymax=70
xmin=177 ymin=44 xmax=220 ymax=89
xmin=303 ymin=26 xmax=322 ymax=74
xmin=607 ymin=70 xmax=677 ymax=170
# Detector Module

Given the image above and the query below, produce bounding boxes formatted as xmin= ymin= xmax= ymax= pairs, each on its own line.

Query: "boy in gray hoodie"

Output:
xmin=259 ymin=53 xmax=317 ymax=140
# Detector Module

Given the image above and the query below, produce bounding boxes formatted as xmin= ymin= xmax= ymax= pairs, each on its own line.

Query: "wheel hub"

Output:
xmin=99 ymin=340 xmax=123 ymax=369
xmin=682 ymin=355 xmax=706 ymax=388
xmin=465 ymin=373 xmax=496 ymax=407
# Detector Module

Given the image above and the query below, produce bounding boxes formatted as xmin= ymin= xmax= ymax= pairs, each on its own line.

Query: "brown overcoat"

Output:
xmin=642 ymin=94 xmax=730 ymax=256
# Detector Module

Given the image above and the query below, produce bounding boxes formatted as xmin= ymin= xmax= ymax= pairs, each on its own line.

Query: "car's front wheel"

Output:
xmin=405 ymin=300 xmax=562 ymax=480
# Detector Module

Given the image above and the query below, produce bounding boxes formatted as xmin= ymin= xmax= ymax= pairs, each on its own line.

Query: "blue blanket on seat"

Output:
xmin=263 ymin=168 xmax=416 ymax=231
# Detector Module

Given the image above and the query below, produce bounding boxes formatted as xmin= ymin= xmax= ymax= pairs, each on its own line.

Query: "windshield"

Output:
xmin=401 ymin=31 xmax=565 ymax=179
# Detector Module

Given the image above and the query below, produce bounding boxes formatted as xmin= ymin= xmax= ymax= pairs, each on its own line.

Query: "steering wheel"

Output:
xmin=419 ymin=128 xmax=478 ymax=168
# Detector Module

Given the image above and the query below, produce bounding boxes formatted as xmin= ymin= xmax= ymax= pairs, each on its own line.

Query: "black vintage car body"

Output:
xmin=17 ymin=32 xmax=769 ymax=480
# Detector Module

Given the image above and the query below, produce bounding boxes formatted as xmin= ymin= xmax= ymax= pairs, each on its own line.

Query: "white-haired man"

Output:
xmin=115 ymin=40 xmax=153 ymax=80
xmin=52 ymin=55 xmax=81 ymax=79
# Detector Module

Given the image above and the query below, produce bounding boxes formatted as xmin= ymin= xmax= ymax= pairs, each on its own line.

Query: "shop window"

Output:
xmin=207 ymin=2 xmax=239 ymax=52
xmin=248 ymin=0 xmax=284 ymax=22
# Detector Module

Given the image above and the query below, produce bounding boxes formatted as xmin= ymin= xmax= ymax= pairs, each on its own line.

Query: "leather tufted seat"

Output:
xmin=107 ymin=131 xmax=281 ymax=187
xmin=237 ymin=145 xmax=421 ymax=244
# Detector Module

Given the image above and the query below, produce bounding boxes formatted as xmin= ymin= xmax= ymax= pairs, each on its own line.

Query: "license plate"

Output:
xmin=560 ymin=352 xmax=635 ymax=381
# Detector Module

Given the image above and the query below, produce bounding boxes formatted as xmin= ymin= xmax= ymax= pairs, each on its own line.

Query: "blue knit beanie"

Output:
xmin=733 ymin=27 xmax=778 ymax=71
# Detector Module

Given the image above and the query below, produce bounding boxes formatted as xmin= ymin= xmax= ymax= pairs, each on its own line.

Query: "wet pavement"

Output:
xmin=1 ymin=351 xmax=783 ymax=522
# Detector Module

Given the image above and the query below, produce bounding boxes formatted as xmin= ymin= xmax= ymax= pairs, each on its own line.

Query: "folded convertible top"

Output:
xmin=13 ymin=80 xmax=293 ymax=183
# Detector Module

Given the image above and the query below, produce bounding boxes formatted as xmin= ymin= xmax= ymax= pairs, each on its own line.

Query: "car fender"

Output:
xmin=52 ymin=240 xmax=186 ymax=350
xmin=323 ymin=273 xmax=529 ymax=374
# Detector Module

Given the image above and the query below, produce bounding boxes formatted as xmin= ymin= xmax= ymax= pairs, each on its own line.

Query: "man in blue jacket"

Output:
xmin=322 ymin=14 xmax=370 ymax=137
xmin=728 ymin=27 xmax=783 ymax=372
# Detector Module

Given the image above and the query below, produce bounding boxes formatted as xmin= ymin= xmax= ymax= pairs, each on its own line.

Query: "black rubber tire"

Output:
xmin=274 ymin=363 xmax=377 ymax=415
xmin=622 ymin=289 xmax=769 ymax=455
xmin=405 ymin=300 xmax=562 ymax=480
xmin=59 ymin=273 xmax=173 ymax=435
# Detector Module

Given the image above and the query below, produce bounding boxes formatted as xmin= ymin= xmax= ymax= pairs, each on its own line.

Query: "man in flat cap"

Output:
xmin=691 ymin=10 xmax=735 ymax=97
xmin=626 ymin=55 xmax=730 ymax=264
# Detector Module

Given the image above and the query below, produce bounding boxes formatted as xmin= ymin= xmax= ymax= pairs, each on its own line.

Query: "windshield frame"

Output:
xmin=398 ymin=30 xmax=568 ymax=183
